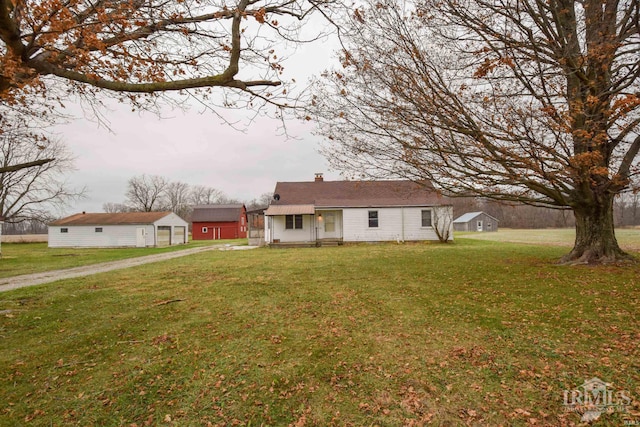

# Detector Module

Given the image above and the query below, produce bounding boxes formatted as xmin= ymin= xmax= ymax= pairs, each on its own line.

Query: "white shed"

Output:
xmin=48 ymin=212 xmax=188 ymax=248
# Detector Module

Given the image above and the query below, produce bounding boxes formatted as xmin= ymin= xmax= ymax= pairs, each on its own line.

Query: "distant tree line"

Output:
xmin=3 ymin=172 xmax=273 ymax=234
xmin=614 ymin=193 xmax=640 ymax=228
xmin=453 ymin=195 xmax=640 ymax=229
xmin=3 ymin=219 xmax=49 ymax=235
xmin=103 ymin=174 xmax=272 ymax=221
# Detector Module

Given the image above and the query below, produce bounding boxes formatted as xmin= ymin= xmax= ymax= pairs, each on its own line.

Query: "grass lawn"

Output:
xmin=458 ymin=228 xmax=640 ymax=251
xmin=0 ymin=239 xmax=247 ymax=279
xmin=0 ymin=239 xmax=639 ymax=426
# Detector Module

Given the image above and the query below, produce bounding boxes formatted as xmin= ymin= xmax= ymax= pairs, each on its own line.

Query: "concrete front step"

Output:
xmin=269 ymin=239 xmax=344 ymax=248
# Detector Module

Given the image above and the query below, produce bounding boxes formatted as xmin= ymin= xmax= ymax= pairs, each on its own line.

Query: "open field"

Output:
xmin=0 ymin=239 xmax=247 ymax=279
xmin=1 ymin=239 xmax=639 ymax=426
xmin=1 ymin=234 xmax=48 ymax=243
xmin=458 ymin=228 xmax=640 ymax=251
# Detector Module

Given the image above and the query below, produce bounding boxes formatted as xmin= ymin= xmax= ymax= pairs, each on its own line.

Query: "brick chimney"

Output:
xmin=314 ymin=173 xmax=324 ymax=182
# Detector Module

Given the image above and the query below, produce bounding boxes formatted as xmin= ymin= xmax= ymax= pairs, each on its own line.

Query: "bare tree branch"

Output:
xmin=0 ymin=122 xmax=82 ymax=222
xmin=0 ymin=158 xmax=54 ymax=174
xmin=310 ymin=0 xmax=640 ymax=263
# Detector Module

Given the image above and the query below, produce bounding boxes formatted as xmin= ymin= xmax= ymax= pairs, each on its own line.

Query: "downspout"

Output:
xmin=401 ymin=207 xmax=405 ymax=242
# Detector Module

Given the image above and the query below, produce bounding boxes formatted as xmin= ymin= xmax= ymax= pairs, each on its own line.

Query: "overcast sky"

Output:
xmin=53 ymin=23 xmax=341 ymax=215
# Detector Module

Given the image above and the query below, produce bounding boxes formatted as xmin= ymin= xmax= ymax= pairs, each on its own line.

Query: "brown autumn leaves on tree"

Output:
xmin=0 ymin=0 xmax=332 ymax=100
xmin=0 ymin=0 xmax=333 ymax=168
xmin=0 ymin=0 xmax=332 ymax=217
xmin=311 ymin=0 xmax=640 ymax=264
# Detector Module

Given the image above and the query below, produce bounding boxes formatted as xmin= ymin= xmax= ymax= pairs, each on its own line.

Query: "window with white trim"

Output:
xmin=421 ymin=210 xmax=432 ymax=227
xmin=285 ymin=215 xmax=303 ymax=229
xmin=368 ymin=210 xmax=379 ymax=228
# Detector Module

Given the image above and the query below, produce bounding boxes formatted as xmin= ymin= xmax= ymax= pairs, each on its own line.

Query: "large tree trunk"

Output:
xmin=561 ymin=196 xmax=634 ymax=264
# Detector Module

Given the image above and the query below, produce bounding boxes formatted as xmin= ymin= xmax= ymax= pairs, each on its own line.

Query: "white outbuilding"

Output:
xmin=48 ymin=212 xmax=188 ymax=248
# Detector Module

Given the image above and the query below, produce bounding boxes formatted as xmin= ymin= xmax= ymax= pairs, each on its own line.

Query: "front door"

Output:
xmin=136 ymin=228 xmax=146 ymax=247
xmin=477 ymin=220 xmax=483 ymax=232
xmin=318 ymin=211 xmax=341 ymax=239
xmin=324 ymin=212 xmax=336 ymax=237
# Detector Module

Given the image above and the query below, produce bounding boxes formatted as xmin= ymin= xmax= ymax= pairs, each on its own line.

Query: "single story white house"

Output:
xmin=264 ymin=174 xmax=453 ymax=246
xmin=48 ymin=212 xmax=188 ymax=248
xmin=453 ymin=211 xmax=499 ymax=232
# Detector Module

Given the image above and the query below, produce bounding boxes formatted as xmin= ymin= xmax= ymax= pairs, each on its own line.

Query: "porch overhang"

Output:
xmin=264 ymin=204 xmax=315 ymax=216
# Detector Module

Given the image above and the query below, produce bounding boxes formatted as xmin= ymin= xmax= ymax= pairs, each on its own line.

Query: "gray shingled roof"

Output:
xmin=191 ymin=204 xmax=245 ymax=222
xmin=270 ymin=180 xmax=446 ymax=208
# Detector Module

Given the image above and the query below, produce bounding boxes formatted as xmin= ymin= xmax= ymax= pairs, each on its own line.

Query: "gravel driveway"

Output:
xmin=0 ymin=245 xmax=258 ymax=293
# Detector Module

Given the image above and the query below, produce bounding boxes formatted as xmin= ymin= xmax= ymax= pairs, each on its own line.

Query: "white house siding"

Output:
xmin=403 ymin=206 xmax=454 ymax=241
xmin=267 ymin=214 xmax=316 ymax=242
xmin=342 ymin=207 xmax=453 ymax=242
xmin=48 ymin=213 xmax=189 ymax=248
xmin=154 ymin=214 xmax=188 ymax=235
xmin=48 ymin=225 xmax=155 ymax=248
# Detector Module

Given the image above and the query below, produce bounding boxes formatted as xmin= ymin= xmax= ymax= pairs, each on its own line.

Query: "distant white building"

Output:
xmin=264 ymin=174 xmax=453 ymax=246
xmin=48 ymin=212 xmax=188 ymax=248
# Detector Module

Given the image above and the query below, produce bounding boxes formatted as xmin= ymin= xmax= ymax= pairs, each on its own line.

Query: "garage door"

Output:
xmin=157 ymin=226 xmax=171 ymax=246
xmin=173 ymin=226 xmax=186 ymax=244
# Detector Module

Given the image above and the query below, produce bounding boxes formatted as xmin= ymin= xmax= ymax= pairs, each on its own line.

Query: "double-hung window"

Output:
xmin=285 ymin=214 xmax=303 ymax=230
xmin=368 ymin=210 xmax=379 ymax=228
xmin=421 ymin=210 xmax=432 ymax=227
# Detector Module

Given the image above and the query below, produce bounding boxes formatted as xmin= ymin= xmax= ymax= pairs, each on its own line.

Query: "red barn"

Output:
xmin=191 ymin=204 xmax=247 ymax=240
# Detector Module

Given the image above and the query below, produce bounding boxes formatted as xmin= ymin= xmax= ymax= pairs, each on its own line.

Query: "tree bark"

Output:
xmin=0 ymin=159 xmax=54 ymax=174
xmin=561 ymin=197 xmax=634 ymax=264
